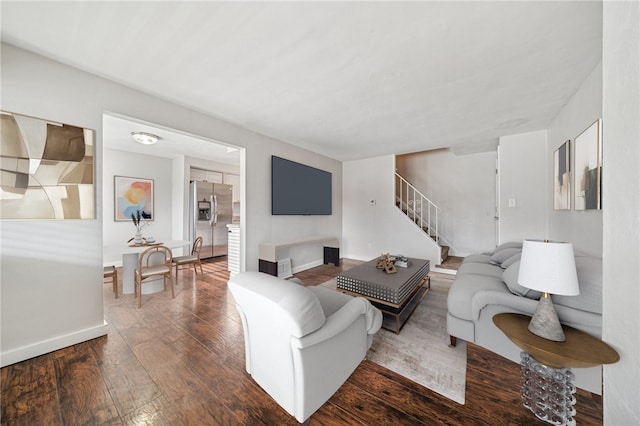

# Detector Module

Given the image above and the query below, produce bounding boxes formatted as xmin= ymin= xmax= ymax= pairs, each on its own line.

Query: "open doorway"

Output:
xmin=101 ymin=112 xmax=243 ymax=274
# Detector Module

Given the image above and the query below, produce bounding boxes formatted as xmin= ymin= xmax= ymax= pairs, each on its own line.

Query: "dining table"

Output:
xmin=103 ymin=239 xmax=190 ymax=295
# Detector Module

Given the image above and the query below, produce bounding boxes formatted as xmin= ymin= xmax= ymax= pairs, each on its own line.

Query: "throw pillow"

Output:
xmin=501 ymin=252 xmax=521 ymax=269
xmin=489 ymin=247 xmax=522 ymax=267
xmin=502 ymin=261 xmax=542 ymax=300
xmin=494 ymin=241 xmax=523 ymax=253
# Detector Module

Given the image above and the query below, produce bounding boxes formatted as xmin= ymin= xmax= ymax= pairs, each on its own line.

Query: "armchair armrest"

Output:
xmin=295 ymin=298 xmax=373 ymax=349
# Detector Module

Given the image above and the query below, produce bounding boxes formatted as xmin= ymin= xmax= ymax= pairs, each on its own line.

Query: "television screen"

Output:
xmin=272 ymin=156 xmax=332 ymax=215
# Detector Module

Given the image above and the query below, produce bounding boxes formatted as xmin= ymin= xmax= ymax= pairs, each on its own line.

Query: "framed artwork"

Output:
xmin=114 ymin=176 xmax=154 ymax=221
xmin=573 ymin=119 xmax=602 ymax=210
xmin=553 ymin=140 xmax=571 ymax=210
xmin=0 ymin=110 xmax=95 ymax=220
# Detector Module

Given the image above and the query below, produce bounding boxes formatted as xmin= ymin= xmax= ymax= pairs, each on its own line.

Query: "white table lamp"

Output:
xmin=517 ymin=240 xmax=579 ymax=341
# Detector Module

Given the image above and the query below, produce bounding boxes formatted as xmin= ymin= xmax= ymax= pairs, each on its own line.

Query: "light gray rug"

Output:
xmin=320 ymin=275 xmax=467 ymax=404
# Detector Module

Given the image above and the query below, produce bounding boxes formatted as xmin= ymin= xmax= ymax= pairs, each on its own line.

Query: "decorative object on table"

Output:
xmin=553 ymin=140 xmax=571 ymax=210
xmin=517 ymin=240 xmax=579 ymax=342
xmin=1 ymin=110 xmax=95 ymax=220
xmin=573 ymin=119 xmax=602 ymax=210
xmin=395 ymin=255 xmax=411 ymax=268
xmin=375 ymin=253 xmax=397 ymax=274
xmin=130 ymin=209 xmax=151 ymax=245
xmin=114 ymin=175 xmax=154 ymax=221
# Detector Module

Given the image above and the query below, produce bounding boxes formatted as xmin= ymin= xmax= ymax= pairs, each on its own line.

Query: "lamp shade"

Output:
xmin=517 ymin=240 xmax=579 ymax=296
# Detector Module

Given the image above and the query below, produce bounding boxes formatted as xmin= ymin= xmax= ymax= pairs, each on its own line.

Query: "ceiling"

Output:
xmin=103 ymin=114 xmax=241 ymax=164
xmin=1 ymin=1 xmax=602 ymax=162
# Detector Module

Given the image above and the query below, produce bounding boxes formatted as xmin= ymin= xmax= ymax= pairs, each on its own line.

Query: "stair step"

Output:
xmin=440 ymin=245 xmax=449 ymax=263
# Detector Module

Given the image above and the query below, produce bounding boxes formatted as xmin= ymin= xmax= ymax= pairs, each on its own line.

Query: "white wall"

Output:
xmin=396 ymin=148 xmax=497 ymax=255
xmin=498 ymin=130 xmax=548 ymax=243
xmin=254 ymin=146 xmax=342 ymax=272
xmin=342 ymin=156 xmax=441 ymax=266
xmin=547 ymin=63 xmax=603 ymax=257
xmin=103 ymin=149 xmax=174 ymax=251
xmin=0 ymin=43 xmax=341 ymax=366
xmin=602 ymin=1 xmax=640 ymax=424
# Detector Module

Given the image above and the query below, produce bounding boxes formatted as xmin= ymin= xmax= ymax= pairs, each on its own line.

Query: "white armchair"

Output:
xmin=227 ymin=271 xmax=382 ymax=424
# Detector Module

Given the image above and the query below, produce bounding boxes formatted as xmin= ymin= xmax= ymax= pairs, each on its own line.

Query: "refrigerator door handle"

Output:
xmin=212 ymin=195 xmax=218 ymax=226
xmin=208 ymin=195 xmax=214 ymax=226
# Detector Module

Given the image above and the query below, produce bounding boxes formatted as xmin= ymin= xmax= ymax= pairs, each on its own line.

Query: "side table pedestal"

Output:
xmin=520 ymin=352 xmax=577 ymax=426
xmin=493 ymin=313 xmax=619 ymax=426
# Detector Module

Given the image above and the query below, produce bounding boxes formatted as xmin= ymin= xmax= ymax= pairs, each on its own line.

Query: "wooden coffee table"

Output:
xmin=337 ymin=258 xmax=430 ymax=333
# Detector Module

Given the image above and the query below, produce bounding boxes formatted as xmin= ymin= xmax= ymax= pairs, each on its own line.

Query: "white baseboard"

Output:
xmin=0 ymin=322 xmax=109 ymax=368
xmin=291 ymin=259 xmax=324 ymax=274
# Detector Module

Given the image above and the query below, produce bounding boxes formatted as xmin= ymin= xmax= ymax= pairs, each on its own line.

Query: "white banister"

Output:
xmin=395 ymin=172 xmax=440 ymax=244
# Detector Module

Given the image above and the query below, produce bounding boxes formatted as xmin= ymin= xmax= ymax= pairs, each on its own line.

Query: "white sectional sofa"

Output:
xmin=446 ymin=242 xmax=604 ymax=394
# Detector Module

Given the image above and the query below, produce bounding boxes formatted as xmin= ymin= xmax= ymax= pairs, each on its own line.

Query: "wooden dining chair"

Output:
xmin=103 ymin=265 xmax=118 ymax=298
xmin=172 ymin=236 xmax=204 ymax=282
xmin=134 ymin=245 xmax=174 ymax=308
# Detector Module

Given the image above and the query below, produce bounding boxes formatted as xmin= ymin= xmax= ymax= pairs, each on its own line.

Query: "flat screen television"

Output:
xmin=271 ymin=155 xmax=332 ymax=215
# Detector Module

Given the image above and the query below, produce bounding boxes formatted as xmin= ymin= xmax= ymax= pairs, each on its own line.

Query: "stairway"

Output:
xmin=395 ymin=172 xmax=450 ymax=264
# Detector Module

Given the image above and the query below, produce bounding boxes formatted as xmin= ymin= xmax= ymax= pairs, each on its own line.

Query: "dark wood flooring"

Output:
xmin=1 ymin=258 xmax=603 ymax=425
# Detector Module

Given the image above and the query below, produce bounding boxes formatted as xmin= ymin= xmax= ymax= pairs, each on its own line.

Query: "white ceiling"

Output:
xmin=1 ymin=1 xmax=602 ymax=162
xmin=103 ymin=113 xmax=241 ymax=164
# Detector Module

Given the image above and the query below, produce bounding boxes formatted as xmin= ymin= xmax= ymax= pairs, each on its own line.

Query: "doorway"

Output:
xmin=101 ymin=112 xmax=244 ymax=270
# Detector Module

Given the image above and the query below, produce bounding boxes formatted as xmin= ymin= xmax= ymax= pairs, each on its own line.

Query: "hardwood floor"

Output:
xmin=1 ymin=258 xmax=603 ymax=425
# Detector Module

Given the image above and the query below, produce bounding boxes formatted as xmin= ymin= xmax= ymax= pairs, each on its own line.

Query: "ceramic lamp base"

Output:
xmin=528 ymin=293 xmax=566 ymax=342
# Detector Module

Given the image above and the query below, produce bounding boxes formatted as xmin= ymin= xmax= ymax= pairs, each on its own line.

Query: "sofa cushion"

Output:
xmin=494 ymin=241 xmax=523 ymax=252
xmin=447 ymin=274 xmax=507 ymax=320
xmin=502 ymin=261 xmax=541 ymax=300
xmin=501 ymin=252 xmax=521 ymax=269
xmin=489 ymin=247 xmax=522 ymax=267
xmin=552 ymin=256 xmax=602 ymax=315
xmin=457 ymin=262 xmax=504 ymax=279
xmin=462 ymin=254 xmax=491 ymax=264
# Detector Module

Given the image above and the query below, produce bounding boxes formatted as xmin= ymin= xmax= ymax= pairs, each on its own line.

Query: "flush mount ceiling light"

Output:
xmin=131 ymin=131 xmax=159 ymax=145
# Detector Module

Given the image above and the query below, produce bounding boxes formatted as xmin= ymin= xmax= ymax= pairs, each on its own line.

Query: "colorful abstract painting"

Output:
xmin=573 ymin=119 xmax=602 ymax=210
xmin=114 ymin=176 xmax=154 ymax=221
xmin=0 ymin=110 xmax=95 ymax=220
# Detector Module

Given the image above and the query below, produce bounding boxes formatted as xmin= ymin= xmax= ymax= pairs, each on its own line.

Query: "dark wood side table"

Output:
xmin=493 ymin=313 xmax=619 ymax=426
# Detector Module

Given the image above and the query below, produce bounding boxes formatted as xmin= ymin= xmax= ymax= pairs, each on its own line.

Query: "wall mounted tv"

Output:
xmin=271 ymin=155 xmax=332 ymax=215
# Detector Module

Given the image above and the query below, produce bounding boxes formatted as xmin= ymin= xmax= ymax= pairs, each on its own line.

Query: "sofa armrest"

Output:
xmin=471 ymin=289 xmax=603 ymax=333
xmin=471 ymin=289 xmax=538 ymax=321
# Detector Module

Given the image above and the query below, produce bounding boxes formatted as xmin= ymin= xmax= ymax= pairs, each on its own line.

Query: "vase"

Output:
xmin=133 ymin=230 xmax=143 ymax=245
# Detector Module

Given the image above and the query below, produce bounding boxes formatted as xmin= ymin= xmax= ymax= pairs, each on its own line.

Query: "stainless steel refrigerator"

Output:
xmin=189 ymin=181 xmax=233 ymax=259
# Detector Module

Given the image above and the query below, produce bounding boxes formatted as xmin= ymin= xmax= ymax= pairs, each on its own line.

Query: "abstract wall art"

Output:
xmin=114 ymin=176 xmax=154 ymax=221
xmin=553 ymin=140 xmax=571 ymax=210
xmin=0 ymin=110 xmax=95 ymax=220
xmin=573 ymin=119 xmax=602 ymax=210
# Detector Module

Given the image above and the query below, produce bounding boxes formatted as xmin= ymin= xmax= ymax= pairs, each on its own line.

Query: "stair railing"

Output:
xmin=395 ymin=173 xmax=439 ymax=244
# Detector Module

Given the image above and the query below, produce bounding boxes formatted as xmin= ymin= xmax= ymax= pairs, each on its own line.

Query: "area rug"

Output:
xmin=319 ymin=275 xmax=467 ymax=404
